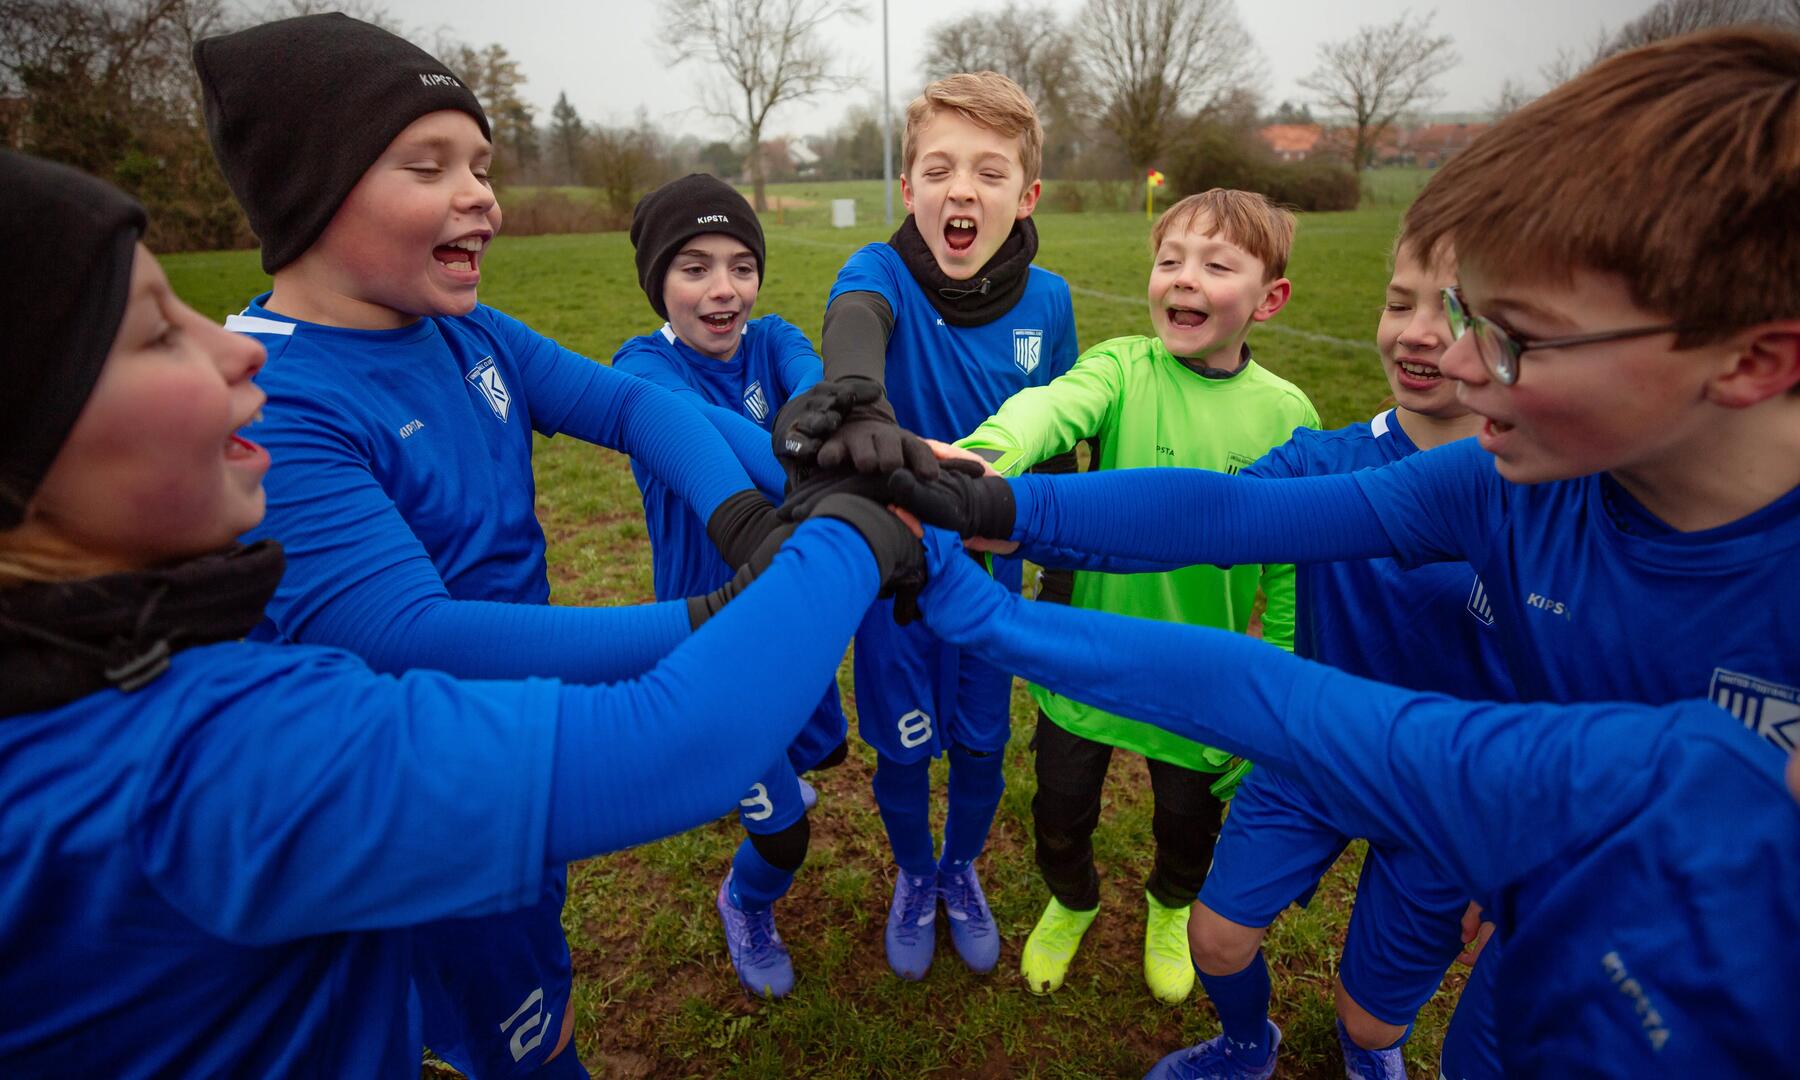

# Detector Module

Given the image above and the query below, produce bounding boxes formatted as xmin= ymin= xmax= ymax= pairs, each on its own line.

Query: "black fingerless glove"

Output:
xmin=885 ymin=462 xmax=1015 ymax=540
xmin=705 ymin=488 xmax=782 ymax=569
xmin=687 ymin=522 xmax=796 ymax=629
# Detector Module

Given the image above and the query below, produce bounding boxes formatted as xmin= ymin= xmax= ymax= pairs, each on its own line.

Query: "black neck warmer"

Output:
xmin=0 ymin=542 xmax=285 ymax=716
xmin=889 ymin=215 xmax=1039 ymax=328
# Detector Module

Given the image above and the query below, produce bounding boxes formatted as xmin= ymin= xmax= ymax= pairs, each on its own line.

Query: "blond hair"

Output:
xmin=1151 ymin=189 xmax=1297 ymax=280
xmin=1404 ymin=26 xmax=1800 ymax=347
xmin=902 ymin=72 xmax=1044 ymax=186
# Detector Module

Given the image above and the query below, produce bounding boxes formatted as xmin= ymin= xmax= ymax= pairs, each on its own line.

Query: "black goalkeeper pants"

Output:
xmin=1031 ymin=710 xmax=1226 ymax=912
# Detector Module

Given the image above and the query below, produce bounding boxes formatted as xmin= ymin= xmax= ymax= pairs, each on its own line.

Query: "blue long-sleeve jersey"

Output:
xmin=828 ymin=243 xmax=1079 ymax=439
xmin=0 ymin=519 xmax=876 ymax=1078
xmin=1242 ymin=413 xmax=1514 ymax=702
xmin=231 ymin=298 xmax=763 ymax=684
xmin=1009 ymin=438 xmax=1800 ymax=751
xmin=916 ymin=533 xmax=1800 ymax=1074
xmin=612 ymin=316 xmax=820 ymax=597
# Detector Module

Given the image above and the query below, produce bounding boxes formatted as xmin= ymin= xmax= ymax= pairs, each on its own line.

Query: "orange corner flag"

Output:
xmin=1148 ymin=169 xmax=1166 ymax=187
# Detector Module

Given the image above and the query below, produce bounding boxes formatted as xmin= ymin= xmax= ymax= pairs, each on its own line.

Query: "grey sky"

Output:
xmin=396 ymin=0 xmax=1659 ymax=141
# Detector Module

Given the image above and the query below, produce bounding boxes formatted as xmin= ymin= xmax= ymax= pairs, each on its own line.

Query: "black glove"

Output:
xmin=775 ymin=466 xmax=894 ymax=524
xmin=705 ymin=489 xmax=782 ymax=570
xmin=770 ymin=377 xmax=885 ymax=484
xmin=811 ymin=378 xmax=941 ymax=482
xmin=687 ymin=523 xmax=796 ymax=629
xmin=885 ymin=464 xmax=1016 ymax=540
xmin=804 ymin=492 xmax=927 ymax=624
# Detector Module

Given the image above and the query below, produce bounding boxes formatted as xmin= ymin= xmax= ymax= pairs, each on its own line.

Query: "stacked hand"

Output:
xmin=771 ymin=376 xmax=940 ymax=484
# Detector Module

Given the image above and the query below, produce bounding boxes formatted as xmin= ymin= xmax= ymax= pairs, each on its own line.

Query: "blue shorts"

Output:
xmin=785 ymin=685 xmax=849 ymax=776
xmin=1198 ymin=767 xmax=1467 ymax=1025
xmin=411 ymin=870 xmax=576 ymax=1078
xmin=1439 ymin=934 xmax=1504 ymax=1080
xmin=852 ymin=555 xmax=1020 ymax=765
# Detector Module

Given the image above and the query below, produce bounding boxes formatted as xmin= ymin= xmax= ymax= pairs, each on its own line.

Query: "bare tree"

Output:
xmin=1539 ymin=27 xmax=1614 ymax=87
xmin=919 ymin=2 xmax=1087 ymax=176
xmin=1486 ymin=77 xmax=1536 ymax=120
xmin=1076 ymin=0 xmax=1259 ymax=176
xmin=1298 ymin=11 xmax=1457 ymax=171
xmin=657 ymin=0 xmax=862 ymax=211
xmin=1611 ymin=0 xmax=1796 ymax=51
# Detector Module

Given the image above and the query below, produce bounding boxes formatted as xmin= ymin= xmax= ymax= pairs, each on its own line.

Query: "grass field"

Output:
xmin=161 ymin=176 xmax=1469 ymax=1079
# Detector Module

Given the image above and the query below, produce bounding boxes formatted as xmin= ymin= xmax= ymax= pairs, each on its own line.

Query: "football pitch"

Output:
xmin=161 ymin=178 xmax=1463 ymax=1079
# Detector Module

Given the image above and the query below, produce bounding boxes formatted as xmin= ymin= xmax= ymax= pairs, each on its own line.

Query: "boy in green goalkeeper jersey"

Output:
xmin=954 ymin=189 xmax=1319 ymax=1003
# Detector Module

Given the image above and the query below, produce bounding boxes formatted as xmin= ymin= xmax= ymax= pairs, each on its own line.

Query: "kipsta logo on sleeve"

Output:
xmin=465 ymin=356 xmax=510 ymax=422
xmin=742 ymin=379 xmax=769 ymax=422
xmin=1013 ymin=328 xmax=1043 ymax=375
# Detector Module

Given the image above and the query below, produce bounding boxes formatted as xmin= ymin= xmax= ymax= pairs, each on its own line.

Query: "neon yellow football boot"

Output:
xmin=1019 ymin=896 xmax=1098 ymax=994
xmin=1144 ymin=892 xmax=1196 ymax=1003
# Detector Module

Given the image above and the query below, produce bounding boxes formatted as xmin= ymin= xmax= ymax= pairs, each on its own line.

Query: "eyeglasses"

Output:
xmin=1440 ymin=287 xmax=1708 ymax=386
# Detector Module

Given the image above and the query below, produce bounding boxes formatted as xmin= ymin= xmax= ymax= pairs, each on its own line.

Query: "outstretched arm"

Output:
xmin=915 ymin=531 xmax=1658 ymax=899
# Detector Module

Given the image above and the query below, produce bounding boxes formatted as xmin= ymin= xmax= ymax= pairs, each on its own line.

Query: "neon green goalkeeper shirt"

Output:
xmin=958 ymin=335 xmax=1320 ymax=771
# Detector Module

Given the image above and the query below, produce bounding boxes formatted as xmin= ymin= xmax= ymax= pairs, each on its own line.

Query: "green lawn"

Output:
xmin=160 ymin=186 xmax=1469 ymax=1079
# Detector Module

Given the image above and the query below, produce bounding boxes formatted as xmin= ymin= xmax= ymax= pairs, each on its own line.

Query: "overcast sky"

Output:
xmin=389 ymin=0 xmax=1659 ymax=140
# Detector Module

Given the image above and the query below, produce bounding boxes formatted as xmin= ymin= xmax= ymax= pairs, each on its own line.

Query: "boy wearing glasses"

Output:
xmin=883 ymin=26 xmax=1800 ymax=1079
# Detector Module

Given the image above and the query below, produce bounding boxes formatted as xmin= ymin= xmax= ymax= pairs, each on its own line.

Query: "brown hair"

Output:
xmin=1151 ymin=189 xmax=1297 ymax=280
xmin=1404 ymin=26 xmax=1800 ymax=346
xmin=902 ymin=72 xmax=1044 ymax=186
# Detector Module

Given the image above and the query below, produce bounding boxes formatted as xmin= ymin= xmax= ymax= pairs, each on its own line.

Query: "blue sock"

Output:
xmin=1197 ymin=951 xmax=1273 ymax=1065
xmin=872 ymin=755 xmax=936 ymax=876
xmin=728 ymin=838 xmax=795 ymax=912
xmin=940 ymin=746 xmax=1005 ymax=870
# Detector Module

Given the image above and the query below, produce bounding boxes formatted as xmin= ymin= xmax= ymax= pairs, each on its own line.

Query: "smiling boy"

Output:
xmin=883 ymin=26 xmax=1800 ymax=1080
xmin=952 ymin=189 xmax=1317 ymax=1004
xmin=194 ymin=14 xmax=789 ymax=1078
xmin=800 ymin=71 xmax=1080 ymax=980
xmin=611 ymin=174 xmax=850 ymax=998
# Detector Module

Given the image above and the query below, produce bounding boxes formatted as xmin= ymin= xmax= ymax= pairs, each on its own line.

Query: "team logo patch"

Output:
xmin=1467 ymin=577 xmax=1495 ymax=626
xmin=1013 ymin=328 xmax=1043 ymax=375
xmin=1710 ymin=668 xmax=1800 ymax=751
xmin=1223 ymin=451 xmax=1254 ymax=475
xmin=465 ymin=356 xmax=510 ymax=422
xmin=743 ymin=379 xmax=769 ymax=422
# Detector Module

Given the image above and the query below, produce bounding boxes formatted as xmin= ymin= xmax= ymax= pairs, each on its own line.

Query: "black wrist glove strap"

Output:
xmin=886 ymin=466 xmax=1016 ymax=540
xmin=705 ymin=489 xmax=781 ymax=569
xmin=687 ymin=523 xmax=796 ymax=629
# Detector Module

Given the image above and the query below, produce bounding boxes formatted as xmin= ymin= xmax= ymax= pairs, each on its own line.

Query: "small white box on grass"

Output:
xmin=831 ymin=199 xmax=856 ymax=228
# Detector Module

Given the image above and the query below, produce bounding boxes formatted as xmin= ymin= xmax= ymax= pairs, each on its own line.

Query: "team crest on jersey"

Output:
xmin=1710 ymin=668 xmax=1800 ymax=751
xmin=1013 ymin=328 xmax=1043 ymax=375
xmin=465 ymin=356 xmax=510 ymax=422
xmin=743 ymin=379 xmax=769 ymax=422
xmin=1467 ymin=577 xmax=1495 ymax=626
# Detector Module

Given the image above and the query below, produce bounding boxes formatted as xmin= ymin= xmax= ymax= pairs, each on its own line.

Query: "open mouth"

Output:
xmin=944 ymin=216 xmax=977 ymax=253
xmin=433 ymin=234 xmax=487 ymax=274
xmin=1167 ymin=307 xmax=1209 ymax=329
xmin=226 ymin=407 xmax=265 ymax=461
xmin=698 ymin=311 xmax=739 ymax=334
xmin=1395 ymin=358 xmax=1444 ymax=385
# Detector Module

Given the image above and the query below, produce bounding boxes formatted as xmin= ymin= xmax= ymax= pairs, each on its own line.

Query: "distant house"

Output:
xmin=1258 ymin=124 xmax=1322 ymax=162
xmin=1401 ymin=123 xmax=1490 ymax=167
xmin=786 ymin=135 xmax=822 ymax=177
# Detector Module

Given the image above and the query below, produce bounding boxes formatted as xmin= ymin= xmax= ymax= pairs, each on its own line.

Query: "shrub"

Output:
xmin=1166 ymin=120 xmax=1360 ymax=213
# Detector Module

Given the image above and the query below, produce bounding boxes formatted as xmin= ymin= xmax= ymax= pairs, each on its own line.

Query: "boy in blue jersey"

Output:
xmin=884 ymin=26 xmax=1800 ymax=1078
xmin=789 ymin=71 xmax=1080 ymax=980
xmin=904 ymin=528 xmax=1800 ymax=1077
xmin=192 ymin=15 xmax=789 ymax=1077
xmin=0 ymin=149 xmax=924 ymax=1078
xmin=613 ymin=173 xmax=850 ymax=998
xmin=1180 ymin=233 xmax=1513 ymax=1077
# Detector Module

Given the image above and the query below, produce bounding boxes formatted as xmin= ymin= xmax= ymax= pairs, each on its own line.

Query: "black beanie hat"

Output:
xmin=629 ymin=174 xmax=765 ymax=320
xmin=1 ymin=151 xmax=147 ymax=528
xmin=194 ymin=13 xmax=491 ymax=274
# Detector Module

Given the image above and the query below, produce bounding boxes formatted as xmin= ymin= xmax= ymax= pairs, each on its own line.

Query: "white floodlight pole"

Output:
xmin=882 ymin=0 xmax=894 ymax=225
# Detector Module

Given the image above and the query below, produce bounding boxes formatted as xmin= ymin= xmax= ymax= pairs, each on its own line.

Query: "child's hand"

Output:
xmin=921 ymin=438 xmax=1000 ymax=478
xmin=886 ymin=465 xmax=1017 ymax=550
xmin=1458 ymin=902 xmax=1495 ymax=966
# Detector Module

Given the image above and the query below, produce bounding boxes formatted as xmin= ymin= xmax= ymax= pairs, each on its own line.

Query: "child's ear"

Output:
xmin=901 ymin=175 xmax=915 ymax=214
xmin=1014 ymin=179 xmax=1042 ymax=221
xmin=1707 ymin=320 xmax=1800 ymax=408
xmin=1251 ymin=278 xmax=1292 ymax=323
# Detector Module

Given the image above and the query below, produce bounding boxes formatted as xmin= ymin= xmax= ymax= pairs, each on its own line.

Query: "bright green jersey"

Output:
xmin=958 ymin=335 xmax=1320 ymax=771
